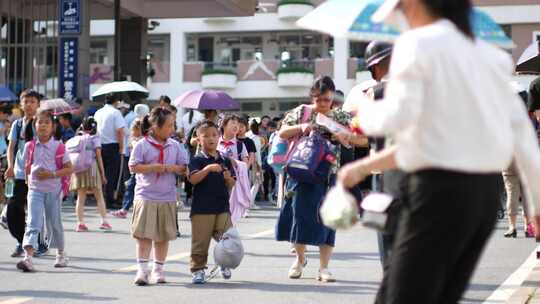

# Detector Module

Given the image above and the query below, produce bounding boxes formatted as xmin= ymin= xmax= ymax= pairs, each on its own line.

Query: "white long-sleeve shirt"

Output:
xmin=357 ymin=19 xmax=540 ymax=215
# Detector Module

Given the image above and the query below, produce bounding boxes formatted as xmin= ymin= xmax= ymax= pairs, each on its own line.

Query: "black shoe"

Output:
xmin=176 ymin=231 xmax=181 ymax=238
xmin=0 ymin=215 xmax=7 ymax=229
xmin=504 ymin=228 xmax=517 ymax=238
xmin=11 ymin=244 xmax=23 ymax=258
xmin=34 ymin=244 xmax=49 ymax=257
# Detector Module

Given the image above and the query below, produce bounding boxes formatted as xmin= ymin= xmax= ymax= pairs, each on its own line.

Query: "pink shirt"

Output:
xmin=23 ymin=138 xmax=70 ymax=193
xmin=129 ymin=135 xmax=188 ymax=202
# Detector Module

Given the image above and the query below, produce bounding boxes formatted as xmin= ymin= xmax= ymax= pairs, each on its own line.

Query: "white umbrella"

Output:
xmin=40 ymin=98 xmax=78 ymax=115
xmin=516 ymin=41 xmax=540 ymax=74
xmin=91 ymin=81 xmax=149 ymax=101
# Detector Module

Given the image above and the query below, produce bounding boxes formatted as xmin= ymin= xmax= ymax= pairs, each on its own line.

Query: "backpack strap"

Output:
xmin=236 ymin=140 xmax=244 ymax=161
xmin=55 ymin=142 xmax=66 ymax=170
xmin=24 ymin=139 xmax=36 ymax=177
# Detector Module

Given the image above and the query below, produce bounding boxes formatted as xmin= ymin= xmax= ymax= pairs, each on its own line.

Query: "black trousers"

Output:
xmin=102 ymin=143 xmax=121 ymax=208
xmin=375 ymin=170 xmax=499 ymax=304
xmin=263 ymin=164 xmax=276 ymax=199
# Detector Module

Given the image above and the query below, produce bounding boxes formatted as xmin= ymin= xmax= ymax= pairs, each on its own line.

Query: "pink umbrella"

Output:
xmin=173 ymin=90 xmax=240 ymax=110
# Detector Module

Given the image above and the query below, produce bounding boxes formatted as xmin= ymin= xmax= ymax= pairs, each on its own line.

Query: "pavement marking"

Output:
xmin=113 ymin=228 xmax=275 ymax=273
xmin=482 ymin=244 xmax=540 ymax=303
xmin=0 ymin=298 xmax=33 ymax=304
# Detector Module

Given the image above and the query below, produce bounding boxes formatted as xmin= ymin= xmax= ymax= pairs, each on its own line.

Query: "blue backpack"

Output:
xmin=285 ymin=131 xmax=333 ymax=184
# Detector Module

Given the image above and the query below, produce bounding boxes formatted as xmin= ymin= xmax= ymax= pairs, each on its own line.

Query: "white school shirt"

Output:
xmin=94 ymin=104 xmax=126 ymax=145
xmin=356 ymin=19 xmax=540 ymax=215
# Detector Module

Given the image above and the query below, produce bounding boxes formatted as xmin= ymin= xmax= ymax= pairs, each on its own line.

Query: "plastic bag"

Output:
xmin=320 ymin=183 xmax=359 ymax=230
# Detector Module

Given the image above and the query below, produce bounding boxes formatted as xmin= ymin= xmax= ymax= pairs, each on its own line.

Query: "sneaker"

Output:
xmin=221 ymin=267 xmax=232 ymax=280
xmin=192 ymin=270 xmax=206 ymax=284
xmin=54 ymin=254 xmax=68 ymax=268
xmin=76 ymin=223 xmax=89 ymax=232
xmin=11 ymin=244 xmax=23 ymax=258
xmin=288 ymin=258 xmax=307 ymax=279
xmin=99 ymin=222 xmax=112 ymax=231
xmin=176 ymin=231 xmax=181 ymax=238
xmin=34 ymin=244 xmax=49 ymax=257
xmin=152 ymin=268 xmax=166 ymax=284
xmin=134 ymin=270 xmax=150 ymax=286
xmin=0 ymin=215 xmax=7 ymax=229
xmin=16 ymin=258 xmax=35 ymax=272
xmin=526 ymin=224 xmax=535 ymax=238
xmin=111 ymin=210 xmax=127 ymax=219
xmin=317 ymin=268 xmax=336 ymax=283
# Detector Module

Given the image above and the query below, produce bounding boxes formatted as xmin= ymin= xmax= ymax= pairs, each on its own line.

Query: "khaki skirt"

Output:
xmin=70 ymin=161 xmax=102 ymax=191
xmin=131 ymin=199 xmax=177 ymax=242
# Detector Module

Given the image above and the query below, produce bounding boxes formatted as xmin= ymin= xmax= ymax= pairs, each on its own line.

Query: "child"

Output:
xmin=70 ymin=117 xmax=111 ymax=232
xmin=16 ymin=109 xmax=73 ymax=272
xmin=129 ymin=107 xmax=188 ymax=286
xmin=188 ymin=121 xmax=236 ymax=284
xmin=58 ymin=113 xmax=75 ymax=143
xmin=218 ymin=114 xmax=249 ymax=163
xmin=112 ymin=119 xmax=143 ymax=218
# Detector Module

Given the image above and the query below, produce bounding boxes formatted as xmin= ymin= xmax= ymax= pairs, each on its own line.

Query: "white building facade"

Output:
xmin=89 ymin=0 xmax=540 ymax=117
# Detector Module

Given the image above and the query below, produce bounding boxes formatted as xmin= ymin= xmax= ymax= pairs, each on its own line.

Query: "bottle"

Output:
xmin=5 ymin=178 xmax=14 ymax=198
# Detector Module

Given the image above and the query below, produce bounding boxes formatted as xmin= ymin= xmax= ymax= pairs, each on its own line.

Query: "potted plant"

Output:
xmin=277 ymin=67 xmax=314 ymax=87
xmin=201 ymin=69 xmax=237 ymax=89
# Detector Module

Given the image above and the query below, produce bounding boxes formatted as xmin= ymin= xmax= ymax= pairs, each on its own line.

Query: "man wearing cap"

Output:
xmin=94 ymin=94 xmax=126 ymax=209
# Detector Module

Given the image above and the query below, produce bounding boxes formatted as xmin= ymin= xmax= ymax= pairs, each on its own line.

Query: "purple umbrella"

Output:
xmin=173 ymin=90 xmax=240 ymax=110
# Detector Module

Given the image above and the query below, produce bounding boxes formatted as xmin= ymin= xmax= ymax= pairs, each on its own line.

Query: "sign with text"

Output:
xmin=59 ymin=37 xmax=78 ymax=102
xmin=59 ymin=0 xmax=81 ymax=35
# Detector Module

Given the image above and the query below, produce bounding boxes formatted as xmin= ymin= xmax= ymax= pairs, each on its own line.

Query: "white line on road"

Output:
xmin=114 ymin=229 xmax=275 ymax=273
xmin=0 ymin=297 xmax=33 ymax=304
xmin=482 ymin=244 xmax=540 ymax=303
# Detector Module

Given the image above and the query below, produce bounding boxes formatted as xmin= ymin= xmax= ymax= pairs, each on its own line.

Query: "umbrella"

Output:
xmin=516 ymin=41 xmax=540 ymax=74
xmin=173 ymin=90 xmax=240 ymax=110
xmin=296 ymin=0 xmax=514 ymax=49
xmin=91 ymin=81 xmax=149 ymax=102
xmin=0 ymin=85 xmax=17 ymax=103
xmin=40 ymin=98 xmax=78 ymax=115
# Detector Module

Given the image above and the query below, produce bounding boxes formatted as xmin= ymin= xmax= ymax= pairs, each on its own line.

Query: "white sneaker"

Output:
xmin=54 ymin=254 xmax=69 ymax=268
xmin=288 ymin=258 xmax=307 ymax=279
xmin=317 ymin=268 xmax=336 ymax=282
xmin=134 ymin=269 xmax=150 ymax=286
xmin=151 ymin=267 xmax=166 ymax=284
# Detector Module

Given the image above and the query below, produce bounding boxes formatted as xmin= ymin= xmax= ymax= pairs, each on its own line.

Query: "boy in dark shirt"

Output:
xmin=188 ymin=121 xmax=236 ymax=284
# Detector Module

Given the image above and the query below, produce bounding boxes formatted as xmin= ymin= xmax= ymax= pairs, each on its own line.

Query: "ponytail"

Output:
xmin=422 ymin=0 xmax=474 ymax=39
xmin=141 ymin=115 xmax=152 ymax=136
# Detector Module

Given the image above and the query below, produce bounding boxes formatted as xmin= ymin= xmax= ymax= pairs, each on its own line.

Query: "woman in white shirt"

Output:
xmin=338 ymin=0 xmax=540 ymax=303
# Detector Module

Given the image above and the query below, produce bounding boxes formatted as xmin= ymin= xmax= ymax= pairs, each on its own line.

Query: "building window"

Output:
xmin=241 ymin=102 xmax=263 ymax=112
xmin=148 ymin=34 xmax=171 ymax=83
xmin=90 ymin=39 xmax=111 ymax=65
xmin=279 ymin=101 xmax=301 ymax=112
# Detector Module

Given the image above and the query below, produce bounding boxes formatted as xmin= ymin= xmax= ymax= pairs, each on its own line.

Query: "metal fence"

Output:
xmin=0 ymin=0 xmax=59 ymax=98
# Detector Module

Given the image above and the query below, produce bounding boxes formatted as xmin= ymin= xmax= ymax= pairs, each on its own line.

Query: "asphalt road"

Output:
xmin=0 ymin=202 xmax=536 ymax=304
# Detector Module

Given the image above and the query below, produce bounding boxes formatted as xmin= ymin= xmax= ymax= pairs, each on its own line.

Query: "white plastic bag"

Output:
xmin=320 ymin=183 xmax=359 ymax=230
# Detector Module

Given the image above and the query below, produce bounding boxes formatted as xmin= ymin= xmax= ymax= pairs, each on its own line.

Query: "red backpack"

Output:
xmin=25 ymin=140 xmax=70 ymax=197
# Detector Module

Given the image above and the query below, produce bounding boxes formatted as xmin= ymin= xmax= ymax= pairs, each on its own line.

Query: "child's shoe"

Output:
xmin=111 ymin=209 xmax=127 ymax=218
xmin=526 ymin=223 xmax=535 ymax=238
xmin=99 ymin=222 xmax=112 ymax=231
xmin=54 ymin=254 xmax=68 ymax=268
xmin=76 ymin=223 xmax=89 ymax=232
xmin=221 ymin=267 xmax=232 ymax=280
xmin=16 ymin=257 xmax=35 ymax=272
xmin=151 ymin=268 xmax=166 ymax=284
xmin=134 ymin=270 xmax=150 ymax=286
xmin=192 ymin=270 xmax=206 ymax=284
xmin=34 ymin=243 xmax=49 ymax=257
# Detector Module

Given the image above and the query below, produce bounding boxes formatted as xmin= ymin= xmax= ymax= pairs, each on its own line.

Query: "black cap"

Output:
xmin=365 ymin=41 xmax=393 ymax=69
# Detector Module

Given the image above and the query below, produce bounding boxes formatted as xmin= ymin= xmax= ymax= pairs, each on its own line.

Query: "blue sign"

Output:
xmin=59 ymin=0 xmax=81 ymax=35
xmin=59 ymin=37 xmax=78 ymax=102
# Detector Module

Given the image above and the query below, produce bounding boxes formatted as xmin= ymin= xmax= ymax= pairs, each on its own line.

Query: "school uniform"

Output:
xmin=188 ymin=151 xmax=235 ymax=273
xmin=129 ymin=136 xmax=188 ymax=242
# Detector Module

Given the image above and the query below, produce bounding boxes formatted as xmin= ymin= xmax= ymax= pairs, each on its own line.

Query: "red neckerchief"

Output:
xmin=145 ymin=136 xmax=167 ymax=180
xmin=220 ymin=137 xmax=235 ymax=148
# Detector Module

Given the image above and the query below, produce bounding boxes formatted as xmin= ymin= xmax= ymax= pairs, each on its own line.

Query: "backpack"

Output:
xmin=285 ymin=131 xmax=333 ymax=184
xmin=236 ymin=140 xmax=244 ymax=161
xmin=65 ymin=134 xmax=94 ymax=173
xmin=25 ymin=140 xmax=70 ymax=197
xmin=267 ymin=105 xmax=312 ymax=174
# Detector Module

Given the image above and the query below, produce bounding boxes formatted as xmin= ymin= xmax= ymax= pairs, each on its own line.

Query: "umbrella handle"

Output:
xmin=113 ymin=156 xmax=125 ymax=200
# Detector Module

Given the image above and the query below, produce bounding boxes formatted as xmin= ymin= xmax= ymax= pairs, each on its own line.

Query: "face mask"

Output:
xmin=385 ymin=8 xmax=410 ymax=32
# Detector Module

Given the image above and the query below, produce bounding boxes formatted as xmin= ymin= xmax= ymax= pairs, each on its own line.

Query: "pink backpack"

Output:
xmin=25 ymin=140 xmax=70 ymax=197
xmin=65 ymin=134 xmax=93 ymax=173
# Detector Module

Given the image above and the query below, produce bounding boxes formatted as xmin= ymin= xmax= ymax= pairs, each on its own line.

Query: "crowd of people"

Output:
xmin=1 ymin=0 xmax=540 ymax=302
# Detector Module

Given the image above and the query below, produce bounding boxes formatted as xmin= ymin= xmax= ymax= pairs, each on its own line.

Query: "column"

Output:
xmin=333 ymin=37 xmax=349 ymax=92
xmin=119 ymin=17 xmax=148 ymax=84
